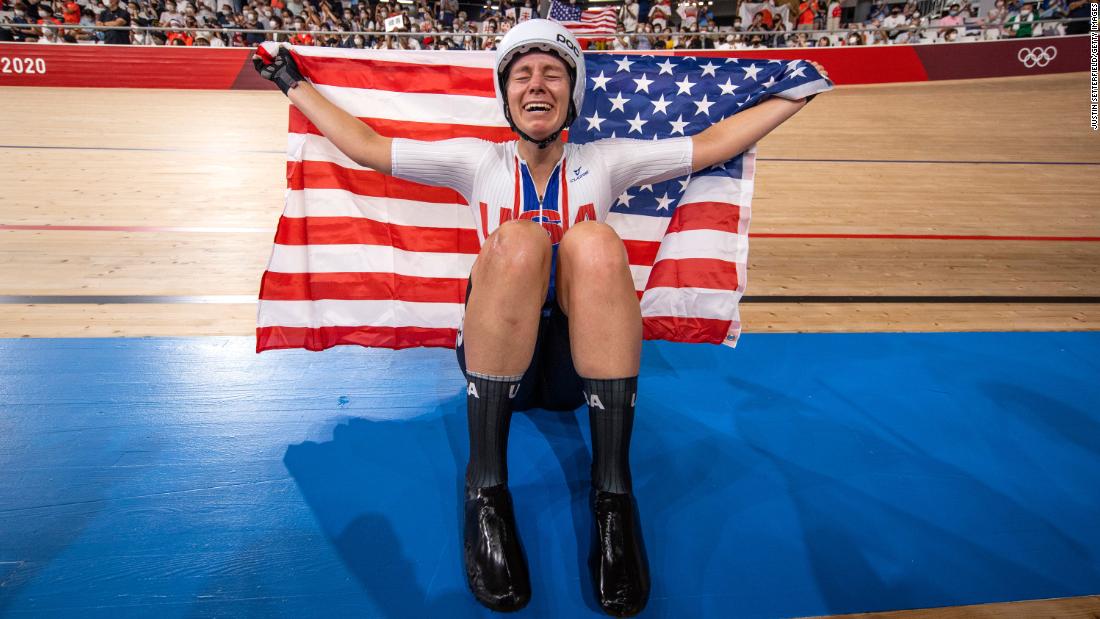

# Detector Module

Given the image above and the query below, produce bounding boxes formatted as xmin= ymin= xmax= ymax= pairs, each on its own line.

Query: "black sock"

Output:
xmin=465 ymin=371 xmax=522 ymax=489
xmin=584 ymin=376 xmax=638 ymax=495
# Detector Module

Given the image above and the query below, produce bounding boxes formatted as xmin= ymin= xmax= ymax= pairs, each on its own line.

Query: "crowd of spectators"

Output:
xmin=0 ymin=0 xmax=1091 ymax=48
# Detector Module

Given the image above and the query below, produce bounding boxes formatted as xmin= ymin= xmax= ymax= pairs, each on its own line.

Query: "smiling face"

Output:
xmin=505 ymin=51 xmax=572 ymax=141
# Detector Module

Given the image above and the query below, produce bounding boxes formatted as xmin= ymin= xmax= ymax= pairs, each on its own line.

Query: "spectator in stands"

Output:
xmin=160 ymin=0 xmax=182 ymax=26
xmin=97 ymin=0 xmax=131 ymax=44
xmin=635 ymin=22 xmax=654 ymax=49
xmin=618 ymin=0 xmax=638 ymax=32
xmin=437 ymin=0 xmax=456 ymax=28
xmin=892 ymin=23 xmax=912 ymax=42
xmin=942 ymin=26 xmax=959 ymax=41
xmin=882 ymin=5 xmax=905 ymax=39
xmin=702 ymin=23 xmax=719 ymax=47
xmin=816 ymin=34 xmax=832 ymax=45
xmin=166 ymin=17 xmax=194 ymax=43
xmin=214 ymin=3 xmax=231 ymax=26
xmin=758 ymin=0 xmax=778 ymax=29
xmin=0 ymin=9 xmax=13 ymax=43
xmin=648 ymin=0 xmax=670 ymax=29
xmin=74 ymin=7 xmax=97 ymax=40
xmin=1004 ymin=0 xmax=1038 ymax=36
xmin=749 ymin=11 xmax=767 ymax=34
xmin=770 ymin=19 xmax=789 ymax=46
xmin=611 ymin=26 xmax=631 ymax=49
xmin=1037 ymin=0 xmax=1067 ymax=34
xmin=35 ymin=4 xmax=61 ymax=30
xmin=796 ymin=0 xmax=818 ymax=31
xmin=703 ymin=5 xmax=717 ymax=28
xmin=1065 ymin=0 xmax=1089 ymax=33
xmin=868 ymin=0 xmax=888 ymax=22
xmin=732 ymin=16 xmax=743 ymax=31
xmin=62 ymin=0 xmax=81 ymax=25
xmin=938 ymin=2 xmax=964 ymax=38
xmin=131 ymin=2 xmax=158 ymax=43
xmin=676 ymin=0 xmax=698 ymax=30
xmin=198 ymin=2 xmax=216 ymax=26
xmin=242 ymin=8 xmax=264 ymax=43
xmin=682 ymin=23 xmax=703 ymax=48
xmin=826 ymin=0 xmax=841 ymax=32
xmin=201 ymin=20 xmax=227 ymax=44
xmin=37 ymin=19 xmax=61 ymax=41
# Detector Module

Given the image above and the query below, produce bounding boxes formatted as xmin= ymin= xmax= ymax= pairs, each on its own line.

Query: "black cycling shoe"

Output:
xmin=463 ymin=484 xmax=531 ymax=612
xmin=590 ymin=490 xmax=650 ymax=617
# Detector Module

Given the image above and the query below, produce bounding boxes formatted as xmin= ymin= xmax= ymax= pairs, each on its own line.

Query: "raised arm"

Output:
xmin=690 ymin=97 xmax=807 ymax=172
xmin=691 ymin=60 xmax=830 ymax=172
xmin=254 ymin=46 xmax=393 ymax=174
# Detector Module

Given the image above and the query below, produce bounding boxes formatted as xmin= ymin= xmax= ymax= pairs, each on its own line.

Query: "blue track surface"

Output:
xmin=1 ymin=333 xmax=1098 ymax=617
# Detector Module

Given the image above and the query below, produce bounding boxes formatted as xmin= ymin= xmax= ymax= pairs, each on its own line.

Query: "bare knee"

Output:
xmin=558 ymin=221 xmax=629 ymax=277
xmin=473 ymin=220 xmax=552 ymax=282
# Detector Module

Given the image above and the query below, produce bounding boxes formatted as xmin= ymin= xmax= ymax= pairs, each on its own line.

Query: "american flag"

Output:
xmin=255 ymin=44 xmax=831 ymax=353
xmin=548 ymin=0 xmax=619 ymax=36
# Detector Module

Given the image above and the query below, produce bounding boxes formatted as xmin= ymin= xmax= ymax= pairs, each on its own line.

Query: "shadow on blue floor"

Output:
xmin=0 ymin=333 xmax=1098 ymax=617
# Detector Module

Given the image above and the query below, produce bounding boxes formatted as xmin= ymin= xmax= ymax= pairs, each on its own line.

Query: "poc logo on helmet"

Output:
xmin=556 ymin=33 xmax=580 ymax=57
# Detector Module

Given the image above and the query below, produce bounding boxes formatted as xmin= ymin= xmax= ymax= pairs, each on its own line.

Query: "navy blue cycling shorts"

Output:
xmin=456 ymin=279 xmax=585 ymax=412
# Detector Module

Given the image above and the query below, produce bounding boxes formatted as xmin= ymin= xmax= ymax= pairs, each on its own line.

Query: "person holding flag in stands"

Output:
xmin=253 ymin=20 xmax=830 ymax=616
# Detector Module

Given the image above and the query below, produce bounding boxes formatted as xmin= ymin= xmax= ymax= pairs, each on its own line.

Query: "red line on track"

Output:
xmin=3 ymin=225 xmax=1098 ymax=242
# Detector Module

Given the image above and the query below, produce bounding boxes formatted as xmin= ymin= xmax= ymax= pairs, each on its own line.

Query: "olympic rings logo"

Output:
xmin=1017 ymin=46 xmax=1057 ymax=68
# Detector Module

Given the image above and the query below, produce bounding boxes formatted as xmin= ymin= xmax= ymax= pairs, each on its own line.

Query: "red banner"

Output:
xmin=0 ymin=43 xmax=275 ymax=89
xmin=913 ymin=35 xmax=1090 ymax=80
xmin=0 ymin=36 xmax=1090 ymax=90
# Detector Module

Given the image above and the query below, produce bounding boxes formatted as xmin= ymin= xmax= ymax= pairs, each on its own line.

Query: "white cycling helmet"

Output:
xmin=493 ymin=19 xmax=586 ymax=148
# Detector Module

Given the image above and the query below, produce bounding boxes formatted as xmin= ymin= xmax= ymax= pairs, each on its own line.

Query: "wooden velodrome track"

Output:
xmin=1 ymin=73 xmax=1099 ymax=617
xmin=1 ymin=72 xmax=1099 ymax=338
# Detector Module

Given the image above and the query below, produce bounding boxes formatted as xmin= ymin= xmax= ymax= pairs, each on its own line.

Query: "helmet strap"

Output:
xmin=500 ymin=55 xmax=578 ymax=150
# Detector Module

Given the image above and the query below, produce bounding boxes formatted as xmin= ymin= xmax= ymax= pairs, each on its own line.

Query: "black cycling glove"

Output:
xmin=253 ymin=46 xmax=305 ymax=96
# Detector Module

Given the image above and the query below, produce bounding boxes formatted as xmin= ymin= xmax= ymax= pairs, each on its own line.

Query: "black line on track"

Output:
xmin=2 ymin=295 xmax=1099 ymax=304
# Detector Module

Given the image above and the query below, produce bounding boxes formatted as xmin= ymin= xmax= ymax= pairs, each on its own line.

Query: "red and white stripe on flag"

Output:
xmin=563 ymin=6 xmax=619 ymax=36
xmin=256 ymin=44 xmax=753 ymax=353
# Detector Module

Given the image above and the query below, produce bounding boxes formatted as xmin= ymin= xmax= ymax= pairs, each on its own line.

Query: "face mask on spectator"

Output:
xmin=949 ymin=10 xmax=957 ymax=15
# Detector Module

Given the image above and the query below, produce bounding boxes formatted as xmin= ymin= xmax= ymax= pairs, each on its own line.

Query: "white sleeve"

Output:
xmin=592 ymin=137 xmax=694 ymax=199
xmin=390 ymin=137 xmax=493 ymax=202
